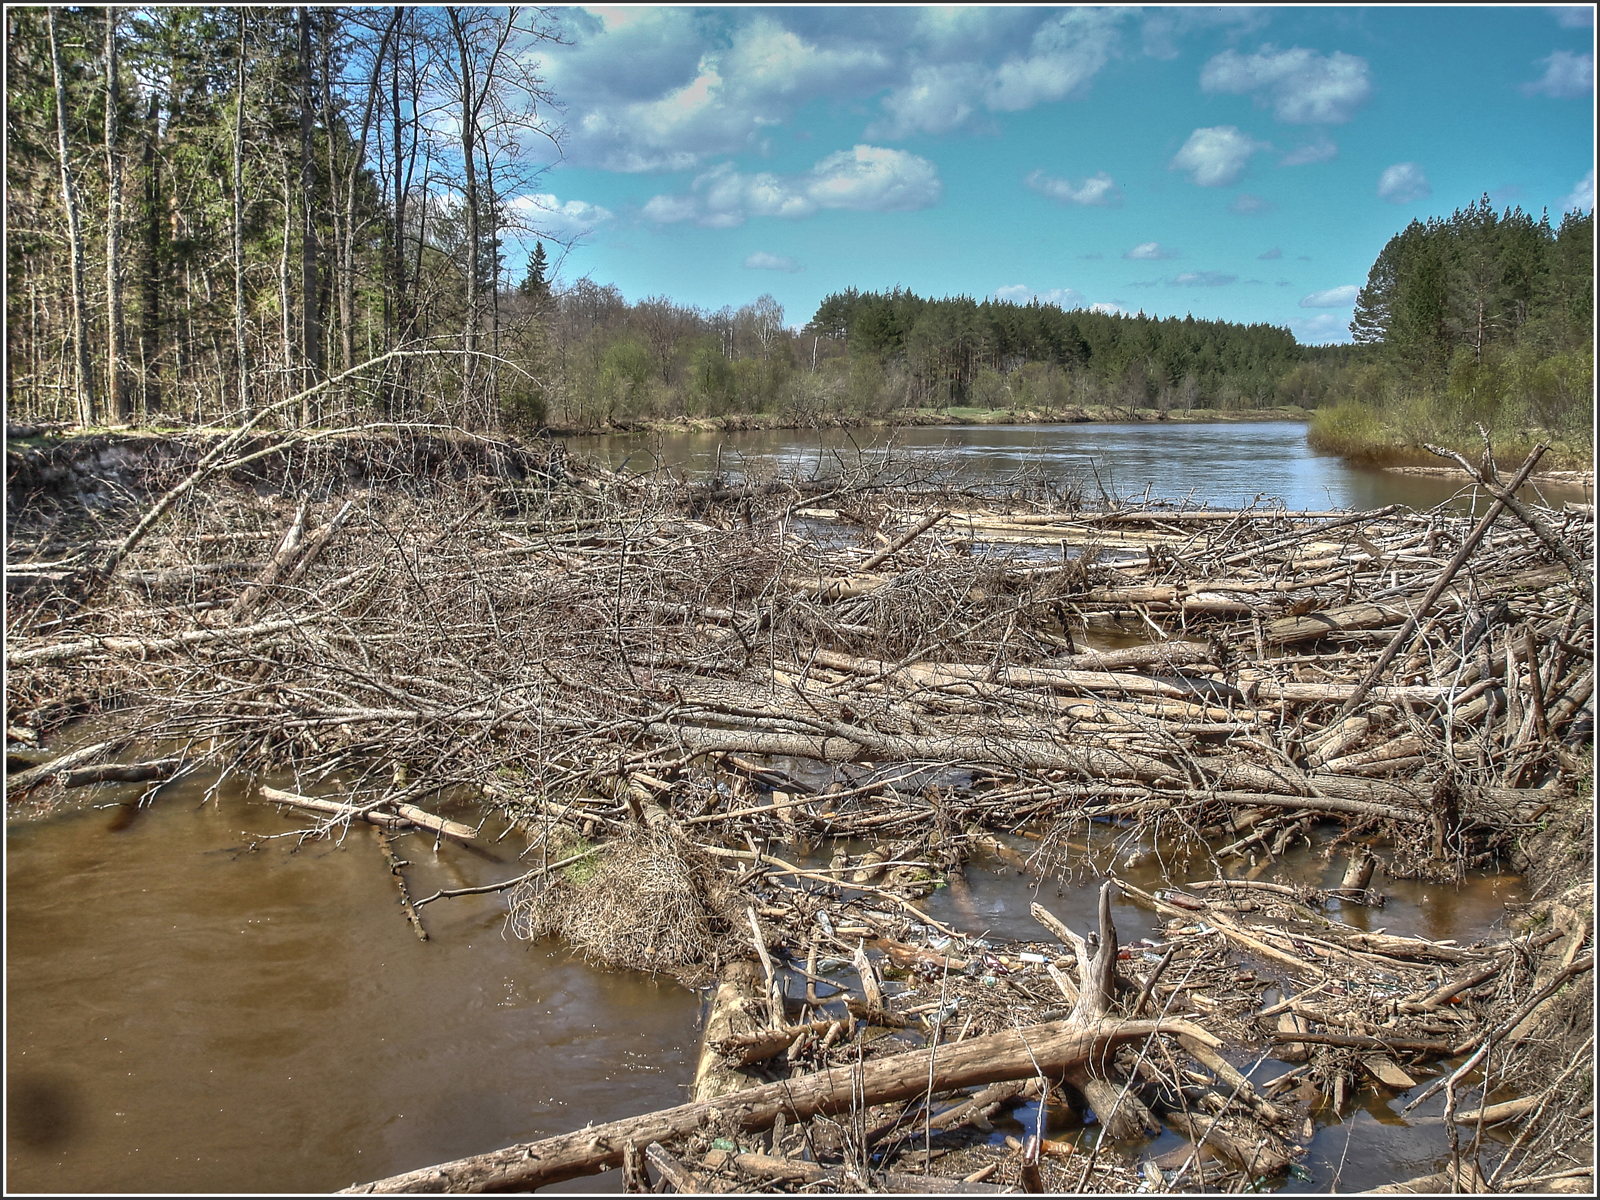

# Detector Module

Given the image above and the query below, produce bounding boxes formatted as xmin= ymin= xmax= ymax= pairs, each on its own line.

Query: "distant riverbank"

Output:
xmin=543 ymin=403 xmax=1313 ymax=438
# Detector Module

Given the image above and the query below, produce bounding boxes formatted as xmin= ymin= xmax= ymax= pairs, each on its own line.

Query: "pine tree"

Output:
xmin=519 ymin=240 xmax=549 ymax=298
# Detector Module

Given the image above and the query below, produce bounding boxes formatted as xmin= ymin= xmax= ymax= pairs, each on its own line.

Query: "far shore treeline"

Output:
xmin=5 ymin=7 xmax=1592 ymax=468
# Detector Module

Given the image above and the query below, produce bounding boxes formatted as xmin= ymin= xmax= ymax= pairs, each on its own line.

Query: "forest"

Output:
xmin=1311 ymin=199 xmax=1593 ymax=464
xmin=4 ymin=7 xmax=1592 ymax=457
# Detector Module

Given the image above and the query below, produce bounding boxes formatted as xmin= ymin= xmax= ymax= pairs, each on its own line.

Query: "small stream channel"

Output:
xmin=7 ymin=766 xmax=1526 ymax=1193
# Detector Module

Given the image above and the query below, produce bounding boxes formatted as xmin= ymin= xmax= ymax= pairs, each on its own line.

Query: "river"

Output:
xmin=8 ymin=771 xmax=1526 ymax=1194
xmin=565 ymin=421 xmax=1591 ymax=513
xmin=6 ymin=420 xmax=1562 ymax=1193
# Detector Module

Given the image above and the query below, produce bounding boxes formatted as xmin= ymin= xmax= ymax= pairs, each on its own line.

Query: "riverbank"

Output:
xmin=542 ymin=403 xmax=1314 ymax=438
xmin=1307 ymin=402 xmax=1594 ymax=476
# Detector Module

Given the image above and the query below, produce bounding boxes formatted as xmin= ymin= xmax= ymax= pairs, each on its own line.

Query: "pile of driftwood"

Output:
xmin=4 ymin=427 xmax=1594 ymax=1193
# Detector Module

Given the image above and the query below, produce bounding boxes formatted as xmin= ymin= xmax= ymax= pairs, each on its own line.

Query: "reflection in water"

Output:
xmin=570 ymin=422 xmax=1590 ymax=514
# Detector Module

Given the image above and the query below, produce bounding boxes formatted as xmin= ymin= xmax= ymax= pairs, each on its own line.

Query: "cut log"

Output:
xmin=339 ymin=1015 xmax=1209 ymax=1192
xmin=259 ymin=786 xmax=476 ymax=841
xmin=1165 ymin=1111 xmax=1293 ymax=1177
xmin=1361 ymin=1054 xmax=1417 ymax=1090
xmin=1456 ymin=1095 xmax=1538 ymax=1126
xmin=694 ymin=960 xmax=767 ymax=1103
xmin=1363 ymin=1160 xmax=1486 ymax=1193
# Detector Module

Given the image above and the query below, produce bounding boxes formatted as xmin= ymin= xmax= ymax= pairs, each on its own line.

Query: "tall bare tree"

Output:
xmin=50 ymin=7 xmax=95 ymax=426
xmin=105 ymin=9 xmax=129 ymax=420
xmin=298 ymin=6 xmax=322 ymax=413
xmin=232 ymin=9 xmax=249 ymax=417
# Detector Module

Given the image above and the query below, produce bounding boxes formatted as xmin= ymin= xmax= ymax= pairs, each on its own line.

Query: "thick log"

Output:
xmin=642 ymin=721 xmax=1184 ymax=785
xmin=1165 ymin=1111 xmax=1293 ymax=1177
xmin=1363 ymin=1160 xmax=1486 ymax=1193
xmin=694 ymin=960 xmax=767 ymax=1102
xmin=231 ymin=502 xmax=307 ymax=621
xmin=5 ymin=738 xmax=123 ymax=795
xmin=339 ymin=1016 xmax=1206 ymax=1193
xmin=6 ymin=617 xmax=304 ymax=667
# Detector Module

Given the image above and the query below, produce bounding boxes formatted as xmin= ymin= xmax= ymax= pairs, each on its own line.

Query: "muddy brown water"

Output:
xmin=8 ymin=763 xmax=1525 ymax=1193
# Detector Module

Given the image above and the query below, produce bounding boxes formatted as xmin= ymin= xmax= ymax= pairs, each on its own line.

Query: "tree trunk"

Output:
xmin=49 ymin=8 xmax=95 ymax=427
xmin=232 ymin=10 xmax=250 ymax=418
xmin=104 ymin=10 xmax=129 ymax=421
xmin=139 ymin=89 xmax=161 ymax=419
xmin=448 ymin=7 xmax=480 ymax=415
xmin=298 ymin=6 xmax=323 ymax=414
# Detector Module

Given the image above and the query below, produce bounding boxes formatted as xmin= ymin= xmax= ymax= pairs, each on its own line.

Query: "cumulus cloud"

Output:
xmin=1170 ymin=126 xmax=1270 ymax=187
xmin=551 ymin=10 xmax=894 ymax=170
xmin=509 ymin=193 xmax=616 ymax=238
xmin=1561 ymin=167 xmax=1595 ymax=212
xmin=1523 ymin=51 xmax=1594 ymax=98
xmin=1230 ymin=193 xmax=1272 ymax=215
xmin=1091 ymin=301 xmax=1128 ymax=315
xmin=1141 ymin=7 xmax=1269 ymax=60
xmin=1300 ymin=285 xmax=1359 ymax=308
xmin=1281 ymin=135 xmax=1338 ymax=166
xmin=1201 ymin=45 xmax=1372 ymax=123
xmin=994 ymin=284 xmax=1087 ymax=307
xmin=1124 ymin=242 xmax=1178 ymax=260
xmin=1259 ymin=246 xmax=1283 ymax=260
xmin=1377 ymin=162 xmax=1431 ymax=204
xmin=1025 ymin=169 xmax=1124 ymax=207
xmin=1292 ymin=313 xmax=1353 ymax=344
xmin=1170 ymin=271 xmax=1237 ymax=287
xmin=745 ymin=251 xmax=803 ymax=272
xmin=642 ymin=145 xmax=942 ymax=227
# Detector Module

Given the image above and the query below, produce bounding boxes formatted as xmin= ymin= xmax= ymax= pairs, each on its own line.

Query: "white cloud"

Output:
xmin=744 ymin=251 xmax=803 ymax=272
xmin=643 ymin=145 xmax=942 ymax=227
xmin=1170 ymin=271 xmax=1238 ymax=287
xmin=1561 ymin=167 xmax=1595 ymax=212
xmin=1523 ymin=51 xmax=1594 ymax=98
xmin=1230 ymin=193 xmax=1272 ymax=215
xmin=1025 ymin=169 xmax=1124 ymax=207
xmin=1124 ymin=241 xmax=1178 ymax=260
xmin=1091 ymin=302 xmax=1128 ymax=315
xmin=869 ymin=9 xmax=1121 ymax=137
xmin=1281 ymin=135 xmax=1338 ymax=166
xmin=1201 ymin=45 xmax=1372 ymax=124
xmin=551 ymin=11 xmax=894 ymax=171
xmin=1377 ymin=162 xmax=1431 ymax=205
xmin=508 ymin=193 xmax=615 ymax=239
xmin=1292 ymin=313 xmax=1353 ymax=344
xmin=994 ymin=284 xmax=1086 ymax=307
xmin=1170 ymin=126 xmax=1270 ymax=187
xmin=1549 ymin=6 xmax=1594 ymax=28
xmin=1141 ymin=7 xmax=1270 ymax=61
xmin=1300 ymin=285 xmax=1360 ymax=308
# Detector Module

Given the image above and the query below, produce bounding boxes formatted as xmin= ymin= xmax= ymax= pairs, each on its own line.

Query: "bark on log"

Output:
xmin=7 ymin=617 xmax=305 ymax=667
xmin=642 ymin=722 xmax=1184 ymax=785
xmin=694 ymin=961 xmax=767 ymax=1102
xmin=702 ymin=1149 xmax=1008 ymax=1193
xmin=1164 ymin=1111 xmax=1293 ymax=1177
xmin=339 ymin=1016 xmax=1206 ymax=1193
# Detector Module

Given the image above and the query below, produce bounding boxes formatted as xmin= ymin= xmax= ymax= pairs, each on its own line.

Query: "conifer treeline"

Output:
xmin=1312 ymin=199 xmax=1592 ymax=458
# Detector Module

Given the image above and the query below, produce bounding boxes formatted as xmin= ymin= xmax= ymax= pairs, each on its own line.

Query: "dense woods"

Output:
xmin=6 ymin=5 xmax=562 ymax=432
xmin=1312 ymin=199 xmax=1593 ymax=462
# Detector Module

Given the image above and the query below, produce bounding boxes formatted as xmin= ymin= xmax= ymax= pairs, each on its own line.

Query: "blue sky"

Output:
xmin=508 ymin=4 xmax=1596 ymax=344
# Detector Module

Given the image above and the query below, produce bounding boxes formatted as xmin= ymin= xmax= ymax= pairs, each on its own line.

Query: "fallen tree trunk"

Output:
xmin=338 ymin=1015 xmax=1206 ymax=1193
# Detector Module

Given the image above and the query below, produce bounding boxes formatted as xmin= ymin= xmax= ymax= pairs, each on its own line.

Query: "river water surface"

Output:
xmin=567 ymin=421 xmax=1590 ymax=513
